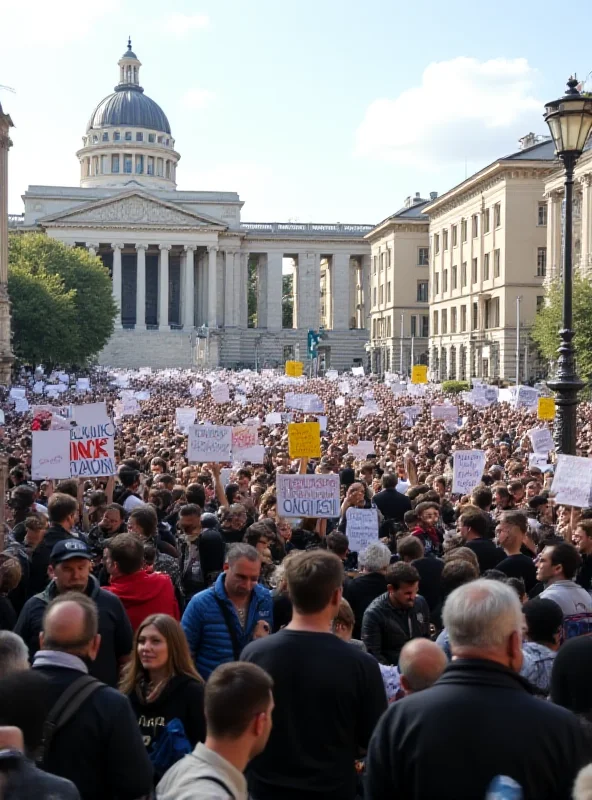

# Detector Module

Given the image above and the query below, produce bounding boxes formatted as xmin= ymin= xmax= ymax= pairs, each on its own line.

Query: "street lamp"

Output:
xmin=544 ymin=77 xmax=592 ymax=454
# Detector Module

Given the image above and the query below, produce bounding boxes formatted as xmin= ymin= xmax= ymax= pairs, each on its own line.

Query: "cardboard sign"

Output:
xmin=288 ymin=422 xmax=321 ymax=458
xmin=211 ymin=383 xmax=230 ymax=404
xmin=352 ymin=366 xmax=365 ymax=377
xmin=14 ymin=398 xmax=29 ymax=414
xmin=232 ymin=425 xmax=258 ymax=452
xmin=276 ymin=473 xmax=340 ymax=518
xmin=335 ymin=396 xmax=346 ymax=407
xmin=32 ymin=430 xmax=71 ymax=480
xmin=529 ymin=427 xmax=554 ymax=454
xmin=176 ymin=408 xmax=196 ymax=433
xmin=452 ymin=450 xmax=486 ymax=494
xmin=76 ymin=378 xmax=90 ymax=393
xmin=70 ymin=420 xmax=116 ymax=477
xmin=529 ymin=453 xmax=549 ymax=469
xmin=285 ymin=361 xmax=304 ymax=377
xmin=285 ymin=393 xmax=324 ymax=413
xmin=134 ymin=391 xmax=150 ymax=401
xmin=432 ymin=405 xmax=459 ymax=422
xmin=71 ymin=403 xmax=108 ymax=426
xmin=9 ymin=387 xmax=26 ymax=400
xmin=33 ymin=381 xmax=44 ymax=394
xmin=189 ymin=383 xmax=204 ymax=398
xmin=326 ymin=370 xmax=339 ymax=380
xmin=515 ymin=386 xmax=539 ymax=410
xmin=188 ymin=425 xmax=232 ymax=463
xmin=411 ymin=365 xmax=428 ymax=384
xmin=348 ymin=441 xmax=375 ymax=459
xmin=552 ymin=455 xmax=592 ymax=508
xmin=345 ymin=507 xmax=380 ymax=552
xmin=265 ymin=412 xmax=283 ymax=425
xmin=537 ymin=397 xmax=556 ymax=421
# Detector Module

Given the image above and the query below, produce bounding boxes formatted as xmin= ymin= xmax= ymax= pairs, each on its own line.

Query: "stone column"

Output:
xmin=0 ymin=104 xmax=14 ymax=383
xmin=111 ymin=242 xmax=123 ymax=328
xmin=266 ymin=252 xmax=283 ymax=330
xmin=546 ymin=189 xmax=563 ymax=287
xmin=256 ymin=255 xmax=268 ymax=328
xmin=86 ymin=242 xmax=99 ymax=257
xmin=236 ymin=251 xmax=247 ymax=328
xmin=331 ymin=253 xmax=350 ymax=330
xmin=580 ymin=175 xmax=592 ymax=276
xmin=349 ymin=258 xmax=357 ymax=328
xmin=361 ymin=254 xmax=371 ymax=331
xmin=136 ymin=243 xmax=147 ymax=330
xmin=296 ymin=252 xmax=321 ymax=330
xmin=158 ymin=244 xmax=171 ymax=329
xmin=183 ymin=246 xmax=195 ymax=330
xmin=207 ymin=245 xmax=218 ymax=327
xmin=224 ymin=250 xmax=236 ymax=326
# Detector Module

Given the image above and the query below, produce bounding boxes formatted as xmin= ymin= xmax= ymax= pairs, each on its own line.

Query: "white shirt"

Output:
xmin=123 ymin=494 xmax=145 ymax=513
xmin=396 ymin=480 xmax=410 ymax=495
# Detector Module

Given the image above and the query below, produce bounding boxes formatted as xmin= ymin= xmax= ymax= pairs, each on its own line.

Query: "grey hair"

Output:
xmin=398 ymin=639 xmax=447 ymax=692
xmin=226 ymin=543 xmax=260 ymax=566
xmin=442 ymin=579 xmax=522 ymax=650
xmin=359 ymin=542 xmax=391 ymax=572
xmin=574 ymin=764 xmax=592 ymax=800
xmin=0 ymin=631 xmax=29 ymax=679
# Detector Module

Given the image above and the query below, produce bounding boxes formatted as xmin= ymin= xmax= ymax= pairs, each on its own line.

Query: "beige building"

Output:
xmin=424 ymin=135 xmax=557 ymax=382
xmin=365 ymin=193 xmax=434 ymax=375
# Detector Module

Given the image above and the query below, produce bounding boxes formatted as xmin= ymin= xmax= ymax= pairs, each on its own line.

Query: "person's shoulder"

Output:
xmin=185 ymin=585 xmax=215 ymax=610
xmin=365 ymin=592 xmax=388 ymax=613
xmin=97 ymin=586 xmax=127 ymax=609
xmin=254 ymin=582 xmax=272 ymax=600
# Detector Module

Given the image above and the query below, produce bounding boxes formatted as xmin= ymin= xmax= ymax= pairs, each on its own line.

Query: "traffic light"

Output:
xmin=308 ymin=329 xmax=321 ymax=357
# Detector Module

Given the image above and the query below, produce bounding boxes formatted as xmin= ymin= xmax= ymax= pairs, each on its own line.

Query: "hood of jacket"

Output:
xmin=108 ymin=569 xmax=171 ymax=607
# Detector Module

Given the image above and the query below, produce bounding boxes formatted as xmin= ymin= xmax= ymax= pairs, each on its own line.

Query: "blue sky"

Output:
xmin=2 ymin=0 xmax=591 ymax=222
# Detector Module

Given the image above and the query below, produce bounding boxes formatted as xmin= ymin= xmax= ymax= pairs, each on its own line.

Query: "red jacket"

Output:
xmin=104 ymin=570 xmax=180 ymax=631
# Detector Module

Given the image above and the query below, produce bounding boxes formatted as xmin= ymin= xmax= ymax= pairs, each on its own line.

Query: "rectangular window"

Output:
xmin=484 ymin=253 xmax=490 ymax=281
xmin=494 ymin=202 xmax=501 ymax=228
xmin=372 ymin=319 xmax=376 ymax=338
xmin=451 ymin=306 xmax=457 ymax=333
xmin=537 ymin=247 xmax=547 ymax=276
xmin=485 ymin=299 xmax=491 ymax=329
xmin=387 ymin=282 xmax=392 ymax=303
xmin=157 ymin=158 xmax=163 ymax=176
xmin=101 ymin=155 xmax=109 ymax=174
xmin=452 ymin=265 xmax=457 ymax=290
xmin=484 ymin=209 xmax=490 ymax=233
xmin=147 ymin=156 xmax=154 ymax=175
xmin=379 ymin=285 xmax=384 ymax=304
xmin=472 ymin=302 xmax=478 ymax=330
xmin=166 ymin=161 xmax=171 ymax=178
xmin=125 ymin=131 xmax=132 ymax=141
xmin=136 ymin=132 xmax=144 ymax=142
xmin=441 ymin=309 xmax=448 ymax=334
xmin=417 ymin=281 xmax=428 ymax=303
xmin=124 ymin=155 xmax=133 ymax=174
xmin=418 ymin=247 xmax=429 ymax=266
xmin=485 ymin=297 xmax=500 ymax=329
xmin=373 ymin=256 xmax=377 ymax=274
xmin=387 ymin=249 xmax=392 ymax=268
xmin=387 ymin=316 xmax=391 ymax=337
xmin=461 ymin=219 xmax=467 ymax=242
xmin=421 ymin=315 xmax=429 ymax=338
xmin=452 ymin=225 xmax=458 ymax=247
xmin=411 ymin=315 xmax=417 ymax=337
xmin=494 ymin=248 xmax=500 ymax=277
xmin=443 ymin=269 xmax=448 ymax=293
xmin=435 ymin=273 xmax=440 ymax=295
xmin=538 ymin=203 xmax=548 ymax=226
xmin=148 ymin=133 xmax=156 ymax=143
xmin=135 ymin=155 xmax=143 ymax=174
xmin=102 ymin=132 xmax=109 ymax=142
xmin=443 ymin=230 xmax=449 ymax=250
xmin=113 ymin=131 xmax=121 ymax=141
xmin=434 ymin=234 xmax=440 ymax=254
xmin=373 ymin=287 xmax=377 ymax=307
xmin=158 ymin=135 xmax=164 ymax=144
xmin=472 ymin=214 xmax=479 ymax=238
xmin=461 ymin=305 xmax=467 ymax=332
xmin=433 ymin=310 xmax=439 ymax=335
xmin=461 ymin=261 xmax=467 ymax=287
xmin=537 ymin=295 xmax=545 ymax=311
xmin=472 ymin=257 xmax=478 ymax=283
xmin=111 ymin=155 xmax=119 ymax=173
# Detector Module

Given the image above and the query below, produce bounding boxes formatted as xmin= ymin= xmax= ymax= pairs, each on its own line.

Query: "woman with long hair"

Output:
xmin=119 ymin=614 xmax=205 ymax=780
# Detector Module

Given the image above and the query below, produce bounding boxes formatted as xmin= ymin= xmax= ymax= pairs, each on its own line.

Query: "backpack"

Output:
xmin=149 ymin=717 xmax=192 ymax=779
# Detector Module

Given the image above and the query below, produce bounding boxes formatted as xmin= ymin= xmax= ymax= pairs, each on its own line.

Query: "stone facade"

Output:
xmin=0 ymin=103 xmax=14 ymax=384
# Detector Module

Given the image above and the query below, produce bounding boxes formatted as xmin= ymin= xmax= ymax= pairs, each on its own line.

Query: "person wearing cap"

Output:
xmin=14 ymin=539 xmax=133 ymax=686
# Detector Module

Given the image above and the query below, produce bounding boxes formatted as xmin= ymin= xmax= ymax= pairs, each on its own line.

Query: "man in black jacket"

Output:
xmin=366 ymin=579 xmax=589 ymax=800
xmin=361 ymin=562 xmax=430 ymax=664
xmin=372 ymin=474 xmax=411 ymax=523
xmin=459 ymin=506 xmax=505 ymax=574
xmin=28 ymin=493 xmax=78 ymax=597
xmin=32 ymin=592 xmax=153 ymax=800
xmin=178 ymin=503 xmax=225 ymax=599
xmin=15 ymin=540 xmax=132 ymax=686
xmin=343 ymin=541 xmax=390 ymax=639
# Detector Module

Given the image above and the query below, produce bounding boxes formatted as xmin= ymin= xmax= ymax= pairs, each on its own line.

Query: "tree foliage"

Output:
xmin=442 ymin=380 xmax=470 ymax=394
xmin=8 ymin=233 xmax=117 ymax=367
xmin=531 ymin=276 xmax=592 ymax=381
xmin=282 ymin=273 xmax=294 ymax=329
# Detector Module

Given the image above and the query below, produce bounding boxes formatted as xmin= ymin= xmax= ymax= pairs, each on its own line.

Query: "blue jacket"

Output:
xmin=181 ymin=572 xmax=273 ymax=679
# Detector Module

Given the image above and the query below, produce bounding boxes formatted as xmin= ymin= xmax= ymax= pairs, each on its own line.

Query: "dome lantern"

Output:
xmin=118 ymin=37 xmax=142 ymax=89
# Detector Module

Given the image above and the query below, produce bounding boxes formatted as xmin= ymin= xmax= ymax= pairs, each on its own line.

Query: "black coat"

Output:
xmin=366 ymin=659 xmax=590 ymax=800
xmin=361 ymin=592 xmax=430 ymax=665
xmin=465 ymin=537 xmax=506 ymax=574
xmin=372 ymin=488 xmax=411 ymax=523
xmin=343 ymin=572 xmax=387 ymax=640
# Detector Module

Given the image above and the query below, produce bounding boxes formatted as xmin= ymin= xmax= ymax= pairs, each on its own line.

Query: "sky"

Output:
xmin=2 ymin=0 xmax=592 ymax=222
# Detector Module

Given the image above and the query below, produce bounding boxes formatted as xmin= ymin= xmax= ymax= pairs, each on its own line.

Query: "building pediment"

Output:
xmin=37 ymin=190 xmax=227 ymax=230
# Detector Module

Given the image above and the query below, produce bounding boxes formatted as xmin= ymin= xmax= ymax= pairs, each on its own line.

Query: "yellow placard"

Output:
xmin=288 ymin=422 xmax=321 ymax=459
xmin=285 ymin=361 xmax=303 ymax=377
xmin=537 ymin=397 xmax=556 ymax=421
xmin=411 ymin=365 xmax=428 ymax=384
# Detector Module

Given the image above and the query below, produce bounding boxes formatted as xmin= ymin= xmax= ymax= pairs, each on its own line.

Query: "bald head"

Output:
xmin=398 ymin=639 xmax=448 ymax=694
xmin=41 ymin=593 xmax=99 ymax=656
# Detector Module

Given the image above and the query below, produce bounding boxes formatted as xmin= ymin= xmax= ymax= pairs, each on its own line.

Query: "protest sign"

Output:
xmin=276 ymin=474 xmax=340 ymax=518
xmin=552 ymin=455 xmax=592 ymax=508
xmin=318 ymin=416 xmax=327 ymax=432
xmin=358 ymin=405 xmax=379 ymax=420
xmin=348 ymin=441 xmax=375 ymax=459
xmin=452 ymin=450 xmax=486 ymax=494
xmin=285 ymin=361 xmax=304 ymax=377
xmin=538 ymin=397 xmax=556 ymax=421
xmin=285 ymin=393 xmax=324 ymax=413
xmin=134 ymin=391 xmax=150 ymax=401
xmin=57 ymin=372 xmax=70 ymax=385
xmin=188 ymin=425 xmax=232 ymax=463
xmin=326 ymin=370 xmax=339 ymax=380
xmin=287 ymin=422 xmax=321 ymax=458
xmin=232 ymin=425 xmax=258 ymax=453
xmin=33 ymin=382 xmax=44 ymax=394
xmin=411 ymin=365 xmax=428 ymax=384
xmin=211 ymin=383 xmax=230 ymax=404
xmin=265 ymin=412 xmax=282 ymax=425
xmin=32 ymin=431 xmax=71 ymax=480
xmin=70 ymin=420 xmax=116 ymax=477
xmin=515 ymin=386 xmax=539 ymax=410
xmin=432 ymin=405 xmax=459 ymax=422
xmin=345 ymin=508 xmax=380 ymax=552
xmin=189 ymin=383 xmax=204 ymax=398
xmin=71 ymin=403 xmax=108 ymax=426
xmin=407 ymin=384 xmax=426 ymax=397
xmin=176 ymin=408 xmax=196 ymax=433
xmin=45 ymin=386 xmax=59 ymax=399
xmin=138 ymin=367 xmax=152 ymax=375
xmin=529 ymin=427 xmax=554 ymax=454
xmin=442 ymin=421 xmax=460 ymax=434
xmin=335 ymin=396 xmax=345 ymax=407
xmin=9 ymin=388 xmax=26 ymax=400
xmin=352 ymin=366 xmax=365 ymax=377
xmin=220 ymin=468 xmax=233 ymax=488
xmin=76 ymin=378 xmax=90 ymax=393
xmin=338 ymin=381 xmax=351 ymax=395
xmin=0 ymin=410 xmax=4 ymax=425
xmin=390 ymin=382 xmax=406 ymax=395
xmin=14 ymin=398 xmax=29 ymax=414
xmin=529 ymin=453 xmax=549 ymax=469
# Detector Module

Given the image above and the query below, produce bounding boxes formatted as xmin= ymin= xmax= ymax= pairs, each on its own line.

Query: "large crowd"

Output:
xmin=1 ymin=366 xmax=592 ymax=798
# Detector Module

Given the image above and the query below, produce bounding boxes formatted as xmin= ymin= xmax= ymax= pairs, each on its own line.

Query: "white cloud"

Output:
xmin=2 ymin=0 xmax=116 ymax=44
xmin=355 ymin=57 xmax=543 ymax=168
xmin=181 ymin=88 xmax=215 ymax=110
xmin=163 ymin=12 xmax=210 ymax=37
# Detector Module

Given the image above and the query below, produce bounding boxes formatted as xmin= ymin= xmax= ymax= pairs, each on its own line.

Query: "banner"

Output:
xmin=452 ymin=450 xmax=486 ymax=494
xmin=345 ymin=507 xmax=380 ymax=552
xmin=288 ymin=422 xmax=321 ymax=458
xmin=70 ymin=420 xmax=116 ymax=477
xmin=276 ymin=474 xmax=340 ymax=518
xmin=188 ymin=425 xmax=232 ymax=463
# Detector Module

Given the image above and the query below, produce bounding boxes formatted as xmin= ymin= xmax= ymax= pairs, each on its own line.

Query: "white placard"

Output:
xmin=515 ymin=385 xmax=539 ymax=410
xmin=326 ymin=370 xmax=339 ymax=380
xmin=211 ymin=383 xmax=230 ymax=404
xmin=220 ymin=468 xmax=233 ymax=488
xmin=232 ymin=445 xmax=265 ymax=463
xmin=57 ymin=372 xmax=70 ymax=385
xmin=338 ymin=381 xmax=351 ymax=395
xmin=176 ymin=407 xmax=196 ymax=433
xmin=188 ymin=425 xmax=232 ymax=463
xmin=432 ymin=405 xmax=459 ymax=422
xmin=14 ymin=398 xmax=29 ymax=414
xmin=345 ymin=507 xmax=380 ymax=552
xmin=33 ymin=382 xmax=44 ymax=394
xmin=9 ymin=387 xmax=26 ymax=400
xmin=70 ymin=420 xmax=116 ymax=477
xmin=552 ymin=455 xmax=592 ymax=508
xmin=71 ymin=402 xmax=108 ymax=425
xmin=529 ymin=427 xmax=554 ymax=454
xmin=189 ymin=382 xmax=204 ymax=398
xmin=76 ymin=378 xmax=90 ymax=392
xmin=348 ymin=441 xmax=375 ymax=459
xmin=335 ymin=396 xmax=345 ymax=407
xmin=452 ymin=450 xmax=486 ymax=494
xmin=529 ymin=453 xmax=549 ymax=469
xmin=45 ymin=386 xmax=60 ymax=398
xmin=352 ymin=366 xmax=365 ymax=376
xmin=318 ymin=416 xmax=327 ymax=432
xmin=265 ymin=412 xmax=283 ymax=425
xmin=32 ymin=430 xmax=71 ymax=480
xmin=0 ymin=410 xmax=5 ymax=425
xmin=276 ymin=473 xmax=341 ymax=518
xmin=134 ymin=391 xmax=150 ymax=401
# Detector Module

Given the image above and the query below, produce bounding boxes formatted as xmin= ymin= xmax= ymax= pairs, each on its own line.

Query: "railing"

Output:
xmin=8 ymin=214 xmax=24 ymax=227
xmin=241 ymin=222 xmax=374 ymax=236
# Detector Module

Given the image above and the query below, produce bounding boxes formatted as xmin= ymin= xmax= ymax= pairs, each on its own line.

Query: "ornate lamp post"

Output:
xmin=544 ymin=78 xmax=592 ymax=454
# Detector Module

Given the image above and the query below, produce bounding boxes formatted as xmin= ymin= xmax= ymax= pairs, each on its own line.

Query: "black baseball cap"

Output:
xmin=50 ymin=539 xmax=92 ymax=565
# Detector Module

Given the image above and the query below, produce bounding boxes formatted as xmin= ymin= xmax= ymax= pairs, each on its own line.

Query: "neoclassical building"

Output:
xmin=10 ymin=42 xmax=372 ymax=370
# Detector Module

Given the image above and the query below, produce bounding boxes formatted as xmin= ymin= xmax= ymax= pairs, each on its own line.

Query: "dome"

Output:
xmin=87 ymin=88 xmax=171 ymax=134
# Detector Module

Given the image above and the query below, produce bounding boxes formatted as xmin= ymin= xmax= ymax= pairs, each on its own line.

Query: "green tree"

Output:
xmin=531 ymin=276 xmax=592 ymax=381
xmin=282 ymin=273 xmax=294 ymax=329
xmin=247 ymin=257 xmax=257 ymax=327
xmin=8 ymin=233 xmax=117 ymax=367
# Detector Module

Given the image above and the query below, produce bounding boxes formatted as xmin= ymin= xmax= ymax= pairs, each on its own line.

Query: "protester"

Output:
xmin=536 ymin=542 xmax=592 ymax=638
xmin=397 ymin=638 xmax=447 ymax=694
xmin=28 ymin=493 xmax=78 ymax=596
xmin=343 ymin=542 xmax=390 ymax=639
xmin=458 ymin=505 xmax=504 ymax=573
xmin=0 ymin=631 xmax=29 ymax=678
xmin=495 ymin=510 xmax=537 ymax=592
xmin=574 ymin=519 xmax=592 ymax=591
xmin=372 ymin=473 xmax=411 ymax=523
xmin=520 ymin=598 xmax=563 ymax=695
xmin=177 ymin=503 xmax=225 ymax=599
